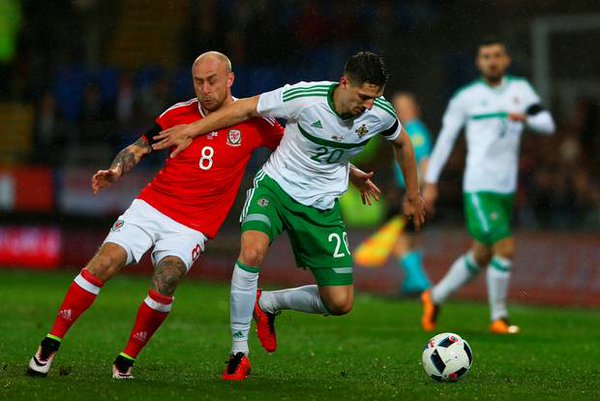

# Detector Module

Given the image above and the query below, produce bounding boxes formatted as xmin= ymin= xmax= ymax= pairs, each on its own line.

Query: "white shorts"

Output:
xmin=103 ymin=199 xmax=207 ymax=271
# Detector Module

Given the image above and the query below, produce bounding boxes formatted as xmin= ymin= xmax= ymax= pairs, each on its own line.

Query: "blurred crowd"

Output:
xmin=8 ymin=0 xmax=442 ymax=166
xmin=1 ymin=0 xmax=598 ymax=230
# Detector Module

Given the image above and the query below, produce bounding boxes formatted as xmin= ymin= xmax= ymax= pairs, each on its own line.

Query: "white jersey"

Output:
xmin=425 ymin=76 xmax=554 ymax=194
xmin=257 ymin=81 xmax=401 ymax=210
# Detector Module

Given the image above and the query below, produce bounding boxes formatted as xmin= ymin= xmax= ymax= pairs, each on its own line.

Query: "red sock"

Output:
xmin=49 ymin=268 xmax=104 ymax=339
xmin=122 ymin=290 xmax=173 ymax=359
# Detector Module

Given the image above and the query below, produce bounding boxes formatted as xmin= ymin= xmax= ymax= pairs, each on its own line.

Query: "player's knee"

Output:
xmin=239 ymin=245 xmax=267 ymax=267
xmin=473 ymin=254 xmax=491 ymax=268
xmin=493 ymin=238 xmax=515 ymax=260
xmin=324 ymin=296 xmax=353 ymax=315
xmin=87 ymin=252 xmax=121 ymax=281
xmin=496 ymin=244 xmax=515 ymax=260
xmin=495 ymin=249 xmax=514 ymax=261
xmin=153 ymin=257 xmax=186 ymax=296
xmin=153 ymin=270 xmax=182 ymax=295
xmin=327 ymin=302 xmax=353 ymax=316
xmin=472 ymin=247 xmax=492 ymax=267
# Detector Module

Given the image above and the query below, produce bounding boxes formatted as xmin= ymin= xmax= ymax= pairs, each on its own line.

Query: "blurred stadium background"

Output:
xmin=0 ymin=0 xmax=599 ymax=307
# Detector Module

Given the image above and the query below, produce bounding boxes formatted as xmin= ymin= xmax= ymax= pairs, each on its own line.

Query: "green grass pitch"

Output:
xmin=0 ymin=269 xmax=598 ymax=401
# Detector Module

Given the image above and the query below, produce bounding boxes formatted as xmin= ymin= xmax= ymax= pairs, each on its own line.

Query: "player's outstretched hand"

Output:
xmin=349 ymin=169 xmax=381 ymax=205
xmin=152 ymin=124 xmax=195 ymax=158
xmin=403 ymin=194 xmax=426 ymax=231
xmin=92 ymin=167 xmax=122 ymax=194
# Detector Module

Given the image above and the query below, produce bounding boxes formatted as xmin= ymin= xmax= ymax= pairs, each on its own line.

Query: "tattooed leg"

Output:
xmin=152 ymin=256 xmax=188 ymax=296
xmin=116 ymin=256 xmax=186 ymax=365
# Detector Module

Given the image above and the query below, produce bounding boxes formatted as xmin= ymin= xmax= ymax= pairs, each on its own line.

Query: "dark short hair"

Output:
xmin=478 ymin=36 xmax=509 ymax=53
xmin=343 ymin=51 xmax=388 ymax=87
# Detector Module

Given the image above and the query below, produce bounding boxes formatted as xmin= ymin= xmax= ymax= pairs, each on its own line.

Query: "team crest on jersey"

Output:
xmin=355 ymin=124 xmax=369 ymax=138
xmin=257 ymin=198 xmax=269 ymax=207
xmin=111 ymin=219 xmax=124 ymax=232
xmin=227 ymin=129 xmax=242 ymax=146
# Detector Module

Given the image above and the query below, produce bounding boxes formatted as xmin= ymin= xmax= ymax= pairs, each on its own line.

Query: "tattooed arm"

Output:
xmin=92 ymin=136 xmax=152 ymax=194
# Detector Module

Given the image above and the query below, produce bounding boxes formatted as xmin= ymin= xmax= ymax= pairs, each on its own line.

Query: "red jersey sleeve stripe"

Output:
xmin=261 ymin=116 xmax=277 ymax=126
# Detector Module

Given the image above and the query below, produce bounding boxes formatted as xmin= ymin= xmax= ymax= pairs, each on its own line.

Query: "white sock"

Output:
xmin=487 ymin=256 xmax=512 ymax=321
xmin=431 ymin=252 xmax=481 ymax=304
xmin=259 ymin=285 xmax=329 ymax=315
xmin=230 ymin=262 xmax=259 ymax=355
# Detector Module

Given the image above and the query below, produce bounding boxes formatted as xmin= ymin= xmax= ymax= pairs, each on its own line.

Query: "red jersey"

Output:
xmin=138 ymin=98 xmax=283 ymax=238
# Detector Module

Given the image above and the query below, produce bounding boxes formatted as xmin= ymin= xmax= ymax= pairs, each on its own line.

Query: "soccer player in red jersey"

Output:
xmin=25 ymin=51 xmax=284 ymax=379
xmin=26 ymin=51 xmax=380 ymax=380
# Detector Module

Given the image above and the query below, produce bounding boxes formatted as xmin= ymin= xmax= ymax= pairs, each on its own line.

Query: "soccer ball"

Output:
xmin=422 ymin=332 xmax=473 ymax=382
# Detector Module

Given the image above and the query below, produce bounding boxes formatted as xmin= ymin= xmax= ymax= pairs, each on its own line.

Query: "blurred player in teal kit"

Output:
xmin=391 ymin=92 xmax=432 ymax=294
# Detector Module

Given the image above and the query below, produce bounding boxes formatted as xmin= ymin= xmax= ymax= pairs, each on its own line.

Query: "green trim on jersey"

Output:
xmin=283 ymin=84 xmax=331 ymax=98
xmin=374 ymin=98 xmax=397 ymax=118
xmin=326 ymin=84 xmax=354 ymax=120
xmin=470 ymin=112 xmax=509 ymax=120
xmin=283 ymin=84 xmax=331 ymax=102
xmin=463 ymin=192 xmax=514 ymax=246
xmin=283 ymin=92 xmax=328 ymax=102
xmin=298 ymin=124 xmax=370 ymax=149
xmin=318 ymin=83 xmax=397 ymax=121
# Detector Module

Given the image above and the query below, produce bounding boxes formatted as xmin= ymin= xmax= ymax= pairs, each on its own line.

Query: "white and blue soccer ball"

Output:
xmin=422 ymin=332 xmax=473 ymax=382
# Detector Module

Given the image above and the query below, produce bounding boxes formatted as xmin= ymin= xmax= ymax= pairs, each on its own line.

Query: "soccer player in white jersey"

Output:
xmin=420 ymin=37 xmax=555 ymax=334
xmin=153 ymin=52 xmax=426 ymax=380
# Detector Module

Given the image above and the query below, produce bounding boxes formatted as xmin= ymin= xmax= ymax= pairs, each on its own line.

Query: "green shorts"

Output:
xmin=463 ymin=192 xmax=514 ymax=246
xmin=240 ymin=170 xmax=353 ymax=286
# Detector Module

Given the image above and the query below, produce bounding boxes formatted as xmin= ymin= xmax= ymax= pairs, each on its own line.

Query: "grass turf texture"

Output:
xmin=0 ymin=269 xmax=598 ymax=401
